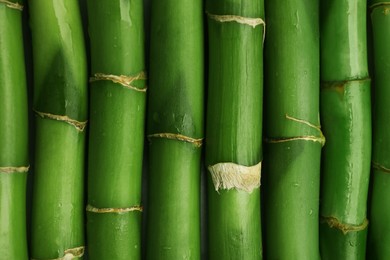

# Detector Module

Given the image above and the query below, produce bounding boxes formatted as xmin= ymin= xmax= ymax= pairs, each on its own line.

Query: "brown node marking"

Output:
xmin=0 ymin=165 xmax=29 ymax=174
xmin=0 ymin=0 xmax=23 ymax=11
xmin=321 ymin=216 xmax=368 ymax=235
xmin=90 ymin=71 xmax=147 ymax=92
xmin=86 ymin=204 xmax=143 ymax=213
xmin=147 ymin=133 xmax=203 ymax=147
xmin=34 ymin=110 xmax=87 ymax=132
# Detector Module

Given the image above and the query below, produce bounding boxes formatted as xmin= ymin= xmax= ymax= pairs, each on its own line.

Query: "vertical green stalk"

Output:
xmin=263 ymin=0 xmax=322 ymax=259
xmin=86 ymin=0 xmax=146 ymax=259
xmin=29 ymin=0 xmax=87 ymax=259
xmin=319 ymin=1 xmax=371 ymax=259
xmin=205 ymin=1 xmax=264 ymax=259
xmin=368 ymin=1 xmax=390 ymax=259
xmin=0 ymin=1 xmax=28 ymax=259
xmin=145 ymin=0 xmax=204 ymax=258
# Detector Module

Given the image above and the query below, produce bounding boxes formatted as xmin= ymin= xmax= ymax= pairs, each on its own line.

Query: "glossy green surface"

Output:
xmin=0 ymin=2 xmax=28 ymax=259
xmin=205 ymin=0 xmax=264 ymax=259
xmin=319 ymin=0 xmax=371 ymax=258
xmin=86 ymin=0 xmax=146 ymax=258
xmin=368 ymin=3 xmax=390 ymax=259
xmin=31 ymin=119 xmax=85 ymax=259
xmin=29 ymin=0 xmax=87 ymax=258
xmin=264 ymin=0 xmax=321 ymax=259
xmin=146 ymin=0 xmax=203 ymax=258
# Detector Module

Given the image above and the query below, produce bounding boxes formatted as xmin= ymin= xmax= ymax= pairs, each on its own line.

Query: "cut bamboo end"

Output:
xmin=34 ymin=110 xmax=87 ymax=132
xmin=31 ymin=246 xmax=85 ymax=260
xmin=0 ymin=165 xmax=29 ymax=174
xmin=208 ymin=161 xmax=261 ymax=193
xmin=147 ymin=133 xmax=203 ymax=147
xmin=372 ymin=161 xmax=390 ymax=174
xmin=86 ymin=204 xmax=143 ymax=214
xmin=0 ymin=0 xmax=23 ymax=11
xmin=321 ymin=216 xmax=369 ymax=235
xmin=90 ymin=71 xmax=147 ymax=93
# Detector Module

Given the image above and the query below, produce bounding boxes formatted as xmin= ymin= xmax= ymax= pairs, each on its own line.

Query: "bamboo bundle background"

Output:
xmin=319 ymin=0 xmax=371 ymax=258
xmin=0 ymin=0 xmax=29 ymax=259
xmin=1 ymin=0 xmax=390 ymax=259
xmin=205 ymin=0 xmax=264 ymax=259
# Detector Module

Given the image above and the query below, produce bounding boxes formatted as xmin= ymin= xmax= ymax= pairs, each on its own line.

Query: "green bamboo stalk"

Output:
xmin=86 ymin=0 xmax=146 ymax=259
xmin=145 ymin=0 xmax=204 ymax=258
xmin=368 ymin=1 xmax=390 ymax=258
xmin=263 ymin=0 xmax=322 ymax=259
xmin=319 ymin=1 xmax=371 ymax=259
xmin=0 ymin=1 xmax=28 ymax=259
xmin=205 ymin=1 xmax=264 ymax=259
xmin=29 ymin=0 xmax=87 ymax=259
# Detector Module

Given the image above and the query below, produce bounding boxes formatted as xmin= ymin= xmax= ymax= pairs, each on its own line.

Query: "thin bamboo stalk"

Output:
xmin=368 ymin=1 xmax=390 ymax=258
xmin=145 ymin=0 xmax=204 ymax=258
xmin=29 ymin=0 xmax=88 ymax=258
xmin=319 ymin=0 xmax=371 ymax=258
xmin=205 ymin=0 xmax=264 ymax=259
xmin=0 ymin=0 xmax=28 ymax=259
xmin=86 ymin=0 xmax=146 ymax=259
xmin=263 ymin=0 xmax=322 ymax=259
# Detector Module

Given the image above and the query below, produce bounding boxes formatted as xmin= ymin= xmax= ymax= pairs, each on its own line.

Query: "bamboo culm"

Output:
xmin=319 ymin=0 xmax=371 ymax=259
xmin=0 ymin=0 xmax=29 ymax=259
xmin=263 ymin=0 xmax=322 ymax=259
xmin=205 ymin=0 xmax=264 ymax=259
xmin=368 ymin=1 xmax=390 ymax=258
xmin=145 ymin=0 xmax=204 ymax=258
xmin=86 ymin=0 xmax=146 ymax=259
xmin=29 ymin=0 xmax=88 ymax=258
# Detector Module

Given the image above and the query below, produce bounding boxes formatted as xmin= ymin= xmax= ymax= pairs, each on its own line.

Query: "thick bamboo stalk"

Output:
xmin=319 ymin=0 xmax=371 ymax=259
xmin=263 ymin=0 xmax=322 ymax=259
xmin=368 ymin=1 xmax=390 ymax=258
xmin=145 ymin=0 xmax=204 ymax=258
xmin=0 ymin=0 xmax=28 ymax=259
xmin=205 ymin=0 xmax=264 ymax=259
xmin=29 ymin=0 xmax=88 ymax=259
xmin=86 ymin=0 xmax=146 ymax=259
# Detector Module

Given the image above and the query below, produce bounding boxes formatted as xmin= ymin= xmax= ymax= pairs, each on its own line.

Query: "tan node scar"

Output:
xmin=90 ymin=71 xmax=147 ymax=92
xmin=321 ymin=216 xmax=369 ymax=235
xmin=86 ymin=204 xmax=143 ymax=213
xmin=0 ymin=165 xmax=29 ymax=173
xmin=266 ymin=114 xmax=326 ymax=146
xmin=147 ymin=133 xmax=203 ymax=147
xmin=30 ymin=246 xmax=85 ymax=260
xmin=34 ymin=110 xmax=87 ymax=132
xmin=0 ymin=0 xmax=23 ymax=11
xmin=208 ymin=161 xmax=261 ymax=193
xmin=372 ymin=161 xmax=390 ymax=174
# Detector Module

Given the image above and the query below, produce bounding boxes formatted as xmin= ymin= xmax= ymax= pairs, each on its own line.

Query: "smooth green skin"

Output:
xmin=368 ymin=4 xmax=390 ymax=259
xmin=87 ymin=211 xmax=142 ymax=259
xmin=146 ymin=0 xmax=203 ymax=258
xmin=146 ymin=140 xmax=201 ymax=259
xmin=31 ymin=119 xmax=85 ymax=259
xmin=0 ymin=2 xmax=28 ymax=259
xmin=29 ymin=0 xmax=87 ymax=258
xmin=29 ymin=0 xmax=87 ymax=122
xmin=264 ymin=0 xmax=321 ymax=259
xmin=264 ymin=141 xmax=321 ymax=260
xmin=320 ymin=222 xmax=367 ymax=260
xmin=320 ymin=0 xmax=371 ymax=258
xmin=86 ymin=1 xmax=146 ymax=258
xmin=205 ymin=1 xmax=264 ymax=259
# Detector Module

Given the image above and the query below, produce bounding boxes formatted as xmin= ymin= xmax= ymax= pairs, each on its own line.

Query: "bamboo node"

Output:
xmin=30 ymin=246 xmax=85 ymax=260
xmin=206 ymin=12 xmax=265 ymax=29
xmin=0 ymin=0 xmax=23 ymax=11
xmin=370 ymin=2 xmax=390 ymax=11
xmin=90 ymin=71 xmax=147 ymax=93
xmin=147 ymin=133 xmax=203 ymax=147
xmin=86 ymin=204 xmax=143 ymax=214
xmin=34 ymin=110 xmax=87 ymax=132
xmin=372 ymin=161 xmax=390 ymax=174
xmin=208 ymin=161 xmax=261 ymax=193
xmin=321 ymin=216 xmax=368 ymax=235
xmin=0 ymin=165 xmax=29 ymax=174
